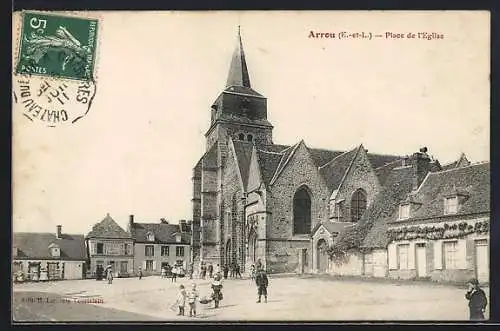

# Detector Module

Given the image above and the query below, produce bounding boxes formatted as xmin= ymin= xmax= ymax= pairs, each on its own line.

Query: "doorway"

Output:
xmin=317 ymin=239 xmax=328 ymax=273
xmin=415 ymin=243 xmax=427 ymax=278
xmin=475 ymin=239 xmax=488 ymax=283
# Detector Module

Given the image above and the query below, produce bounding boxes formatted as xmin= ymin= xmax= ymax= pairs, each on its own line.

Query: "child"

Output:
xmin=187 ymin=283 xmax=199 ymax=317
xmin=176 ymin=285 xmax=187 ymax=316
xmin=211 ymin=274 xmax=223 ymax=308
xmin=250 ymin=264 xmax=256 ymax=281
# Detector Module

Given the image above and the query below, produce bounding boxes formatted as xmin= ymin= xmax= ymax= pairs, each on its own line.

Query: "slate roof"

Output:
xmin=13 ymin=232 xmax=86 ymax=260
xmin=375 ymin=159 xmax=404 ymax=187
xmin=131 ymin=222 xmax=191 ymax=244
xmin=391 ymin=162 xmax=490 ymax=223
xmin=319 ymin=148 xmax=359 ymax=191
xmin=361 ymin=166 xmax=415 ymax=248
xmin=442 ymin=153 xmax=471 ymax=171
xmin=312 ymin=221 xmax=354 ymax=237
xmin=308 ymin=148 xmax=345 ymax=168
xmin=86 ymin=214 xmax=131 ymax=239
xmin=232 ymin=140 xmax=254 ymax=189
xmin=256 ymin=149 xmax=283 ymax=185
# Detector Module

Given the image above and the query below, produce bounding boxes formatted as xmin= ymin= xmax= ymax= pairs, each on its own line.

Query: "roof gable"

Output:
xmin=319 ymin=147 xmax=359 ymax=191
xmin=86 ymin=214 xmax=131 ymax=239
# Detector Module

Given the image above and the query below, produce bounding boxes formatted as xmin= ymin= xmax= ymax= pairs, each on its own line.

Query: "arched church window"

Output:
xmin=247 ymin=134 xmax=253 ymax=142
xmin=293 ymin=187 xmax=312 ymax=234
xmin=238 ymin=133 xmax=245 ymax=141
xmin=351 ymin=189 xmax=367 ymax=222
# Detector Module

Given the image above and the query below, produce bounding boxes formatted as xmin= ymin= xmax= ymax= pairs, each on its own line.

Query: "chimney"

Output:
xmin=56 ymin=225 xmax=62 ymax=239
xmin=127 ymin=214 xmax=134 ymax=233
xmin=179 ymin=219 xmax=187 ymax=232
xmin=411 ymin=147 xmax=431 ymax=190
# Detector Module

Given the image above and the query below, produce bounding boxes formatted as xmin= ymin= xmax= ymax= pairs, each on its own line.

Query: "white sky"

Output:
xmin=12 ymin=11 xmax=490 ymax=235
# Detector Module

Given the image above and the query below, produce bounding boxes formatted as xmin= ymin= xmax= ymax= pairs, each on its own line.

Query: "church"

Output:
xmin=190 ymin=29 xmax=489 ymax=278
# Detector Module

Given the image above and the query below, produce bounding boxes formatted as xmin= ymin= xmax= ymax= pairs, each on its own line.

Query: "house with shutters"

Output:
xmin=128 ymin=215 xmax=192 ymax=275
xmin=385 ymin=161 xmax=490 ymax=284
xmin=85 ymin=213 xmax=134 ymax=277
xmin=13 ymin=225 xmax=87 ymax=281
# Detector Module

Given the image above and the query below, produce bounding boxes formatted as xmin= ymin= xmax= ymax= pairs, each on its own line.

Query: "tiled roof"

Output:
xmin=86 ymin=214 xmax=131 ymax=239
xmin=361 ymin=166 xmax=415 ymax=248
xmin=308 ymin=148 xmax=345 ymax=168
xmin=442 ymin=153 xmax=471 ymax=171
xmin=392 ymin=162 xmax=490 ymax=223
xmin=375 ymin=159 xmax=404 ymax=187
xmin=256 ymin=149 xmax=283 ymax=185
xmin=319 ymin=148 xmax=359 ymax=191
xmin=224 ymin=86 xmax=263 ymax=97
xmin=131 ymin=222 xmax=191 ymax=244
xmin=13 ymin=232 xmax=86 ymax=260
xmin=232 ymin=140 xmax=254 ymax=189
xmin=312 ymin=221 xmax=353 ymax=236
xmin=367 ymin=153 xmax=403 ymax=169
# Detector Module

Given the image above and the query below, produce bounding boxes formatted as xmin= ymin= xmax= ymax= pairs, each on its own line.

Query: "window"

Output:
xmin=443 ymin=241 xmax=458 ymax=269
xmin=145 ymin=245 xmax=155 ymax=257
xmin=293 ymin=187 xmax=312 ymax=234
xmin=176 ymin=235 xmax=181 ymax=243
xmin=399 ymin=204 xmax=410 ymax=220
xmin=444 ymin=197 xmax=458 ymax=215
xmin=176 ymin=246 xmax=185 ymax=257
xmin=97 ymin=243 xmax=104 ymax=254
xmin=120 ymin=261 xmax=128 ymax=273
xmin=238 ymin=133 xmax=245 ymax=141
xmin=124 ymin=243 xmax=129 ymax=255
xmin=398 ymin=244 xmax=409 ymax=269
xmin=145 ymin=260 xmax=154 ymax=272
xmin=351 ymin=189 xmax=367 ymax=222
xmin=50 ymin=247 xmax=60 ymax=257
xmin=146 ymin=232 xmax=155 ymax=241
xmin=247 ymin=134 xmax=253 ymax=142
xmin=161 ymin=246 xmax=169 ymax=256
xmin=330 ymin=200 xmax=344 ymax=221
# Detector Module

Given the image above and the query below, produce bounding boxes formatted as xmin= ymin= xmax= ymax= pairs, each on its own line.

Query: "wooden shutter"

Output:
xmin=153 ymin=261 xmax=157 ymax=271
xmin=388 ymin=243 xmax=397 ymax=270
xmin=408 ymin=243 xmax=415 ymax=270
xmin=456 ymin=239 xmax=467 ymax=270
xmin=90 ymin=242 xmax=96 ymax=255
xmin=434 ymin=241 xmax=442 ymax=270
xmin=465 ymin=238 xmax=475 ymax=271
xmin=142 ymin=260 xmax=147 ymax=270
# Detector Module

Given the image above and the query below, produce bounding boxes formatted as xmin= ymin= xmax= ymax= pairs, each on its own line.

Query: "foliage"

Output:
xmin=325 ymin=222 xmax=371 ymax=266
xmin=386 ymin=220 xmax=489 ymax=242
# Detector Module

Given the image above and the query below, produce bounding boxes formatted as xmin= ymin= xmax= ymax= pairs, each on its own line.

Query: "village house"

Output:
xmin=385 ymin=161 xmax=490 ymax=284
xmin=128 ymin=215 xmax=192 ymax=275
xmin=13 ymin=225 xmax=87 ymax=281
xmin=85 ymin=213 xmax=134 ymax=278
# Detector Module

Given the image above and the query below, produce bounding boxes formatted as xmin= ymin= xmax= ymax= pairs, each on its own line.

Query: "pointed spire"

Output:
xmin=226 ymin=26 xmax=251 ymax=88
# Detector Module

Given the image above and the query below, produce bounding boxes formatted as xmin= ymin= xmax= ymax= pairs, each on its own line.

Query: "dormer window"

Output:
xmin=146 ymin=232 xmax=155 ymax=241
xmin=175 ymin=234 xmax=182 ymax=243
xmin=49 ymin=243 xmax=60 ymax=257
xmin=13 ymin=247 xmax=18 ymax=257
xmin=444 ymin=196 xmax=458 ymax=215
xmin=238 ymin=133 xmax=245 ymax=141
xmin=399 ymin=204 xmax=410 ymax=220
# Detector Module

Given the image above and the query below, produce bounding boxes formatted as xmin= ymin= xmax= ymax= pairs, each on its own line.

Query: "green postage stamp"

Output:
xmin=13 ymin=11 xmax=99 ymax=127
xmin=15 ymin=11 xmax=98 ymax=81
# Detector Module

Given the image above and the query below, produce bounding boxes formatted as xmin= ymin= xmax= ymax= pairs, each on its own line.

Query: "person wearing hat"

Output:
xmin=211 ymin=274 xmax=224 ymax=308
xmin=465 ymin=278 xmax=488 ymax=320
xmin=255 ymin=268 xmax=269 ymax=303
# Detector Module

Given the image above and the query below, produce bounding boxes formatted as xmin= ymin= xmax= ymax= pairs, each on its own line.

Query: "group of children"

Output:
xmin=175 ymin=283 xmax=200 ymax=317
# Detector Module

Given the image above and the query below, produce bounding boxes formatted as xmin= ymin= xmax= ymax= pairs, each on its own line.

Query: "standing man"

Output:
xmin=223 ymin=264 xmax=229 ymax=279
xmin=208 ymin=263 xmax=214 ymax=279
xmin=235 ymin=263 xmax=242 ymax=278
xmin=138 ymin=267 xmax=143 ymax=280
xmin=465 ymin=278 xmax=488 ymax=320
xmin=188 ymin=262 xmax=194 ymax=280
xmin=255 ymin=268 xmax=268 ymax=303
